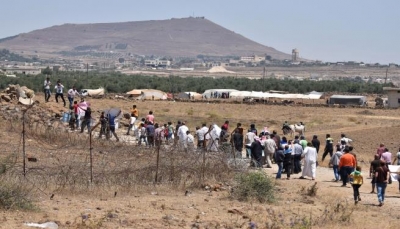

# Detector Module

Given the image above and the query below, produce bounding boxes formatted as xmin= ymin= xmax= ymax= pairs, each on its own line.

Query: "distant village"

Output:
xmin=1 ymin=48 xmax=399 ymax=84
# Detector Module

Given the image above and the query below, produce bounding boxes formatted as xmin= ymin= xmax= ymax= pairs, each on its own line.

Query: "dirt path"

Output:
xmin=263 ymin=163 xmax=400 ymax=210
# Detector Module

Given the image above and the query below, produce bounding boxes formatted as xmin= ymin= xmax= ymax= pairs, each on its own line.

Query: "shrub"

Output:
xmin=232 ymin=171 xmax=274 ymax=203
xmin=0 ymin=181 xmax=35 ymax=210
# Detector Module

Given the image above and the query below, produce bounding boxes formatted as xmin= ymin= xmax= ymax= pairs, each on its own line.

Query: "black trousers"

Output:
xmin=322 ymin=147 xmax=333 ymax=161
xmin=55 ymin=93 xmax=66 ymax=106
xmin=293 ymin=154 xmax=302 ymax=173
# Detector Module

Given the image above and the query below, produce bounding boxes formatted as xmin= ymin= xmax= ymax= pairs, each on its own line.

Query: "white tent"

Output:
xmin=138 ymin=89 xmax=168 ymax=100
xmin=202 ymin=89 xmax=238 ymax=98
xmin=229 ymin=91 xmax=251 ymax=99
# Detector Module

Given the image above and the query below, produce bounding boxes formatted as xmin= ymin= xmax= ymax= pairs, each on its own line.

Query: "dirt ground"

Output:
xmin=1 ymin=95 xmax=400 ymax=228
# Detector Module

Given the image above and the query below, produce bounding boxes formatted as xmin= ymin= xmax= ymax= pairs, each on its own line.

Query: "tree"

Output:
xmin=41 ymin=66 xmax=52 ymax=75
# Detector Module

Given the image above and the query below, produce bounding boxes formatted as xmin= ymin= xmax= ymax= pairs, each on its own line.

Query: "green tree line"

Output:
xmin=0 ymin=71 xmax=390 ymax=94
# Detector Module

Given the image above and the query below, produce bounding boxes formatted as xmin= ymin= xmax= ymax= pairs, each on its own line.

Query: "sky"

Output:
xmin=1 ymin=0 xmax=399 ymax=64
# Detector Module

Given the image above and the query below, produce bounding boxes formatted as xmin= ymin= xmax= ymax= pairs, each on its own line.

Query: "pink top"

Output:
xmin=146 ymin=114 xmax=155 ymax=124
xmin=381 ymin=152 xmax=392 ymax=164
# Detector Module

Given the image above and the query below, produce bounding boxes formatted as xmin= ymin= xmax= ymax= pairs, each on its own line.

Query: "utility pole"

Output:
xmin=384 ymin=67 xmax=389 ymax=84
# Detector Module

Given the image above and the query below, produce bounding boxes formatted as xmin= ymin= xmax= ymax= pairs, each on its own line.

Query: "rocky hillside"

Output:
xmin=0 ymin=17 xmax=290 ymax=59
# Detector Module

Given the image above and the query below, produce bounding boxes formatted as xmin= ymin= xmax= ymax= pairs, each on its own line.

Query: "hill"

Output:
xmin=0 ymin=17 xmax=291 ymax=59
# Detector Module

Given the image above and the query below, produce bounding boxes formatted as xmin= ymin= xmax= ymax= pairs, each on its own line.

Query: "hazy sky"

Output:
xmin=1 ymin=0 xmax=399 ymax=63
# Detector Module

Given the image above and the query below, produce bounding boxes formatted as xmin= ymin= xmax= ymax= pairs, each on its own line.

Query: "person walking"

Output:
xmin=67 ymin=86 xmax=79 ymax=109
xmin=43 ymin=76 xmax=51 ymax=102
xmin=381 ymin=148 xmax=392 ymax=184
xmin=311 ymin=135 xmax=320 ymax=154
xmin=329 ymin=145 xmax=343 ymax=182
xmin=54 ymin=80 xmax=66 ymax=107
xmin=283 ymin=145 xmax=293 ymax=179
xmin=98 ymin=112 xmax=107 ymax=139
xmin=369 ymin=154 xmax=381 ymax=193
xmin=232 ymin=129 xmax=243 ymax=158
xmin=250 ymin=136 xmax=263 ymax=168
xmin=322 ymin=134 xmax=334 ymax=162
xmin=392 ymin=147 xmax=400 ymax=165
xmin=80 ymin=106 xmax=92 ymax=133
xmin=375 ymin=161 xmax=390 ymax=206
xmin=376 ymin=143 xmax=386 ymax=158
xmin=245 ymin=130 xmax=256 ymax=158
xmin=299 ymin=142 xmax=317 ymax=180
xmin=126 ymin=105 xmax=139 ymax=136
xmin=263 ymin=134 xmax=277 ymax=168
xmin=299 ymin=135 xmax=307 ymax=149
xmin=138 ymin=123 xmax=147 ymax=146
xmin=146 ymin=122 xmax=155 ymax=147
xmin=350 ymin=166 xmax=364 ymax=204
xmin=146 ymin=111 xmax=155 ymax=125
xmin=275 ymin=146 xmax=285 ymax=179
xmin=293 ymin=140 xmax=304 ymax=174
xmin=338 ymin=148 xmax=356 ymax=187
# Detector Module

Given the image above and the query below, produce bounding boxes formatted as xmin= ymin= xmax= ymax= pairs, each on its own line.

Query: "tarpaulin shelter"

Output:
xmin=329 ymin=95 xmax=366 ymax=105
xmin=138 ymin=89 xmax=168 ymax=100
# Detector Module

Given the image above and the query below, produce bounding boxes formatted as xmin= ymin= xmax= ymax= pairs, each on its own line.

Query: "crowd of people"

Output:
xmin=43 ymin=80 xmax=399 ymax=207
xmin=123 ymin=108 xmax=400 ymax=207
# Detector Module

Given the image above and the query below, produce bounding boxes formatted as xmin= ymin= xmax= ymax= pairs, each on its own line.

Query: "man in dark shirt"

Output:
xmin=311 ymin=135 xmax=320 ymax=153
xmin=80 ymin=107 xmax=92 ymax=133
xmin=232 ymin=129 xmax=243 ymax=158
xmin=370 ymin=154 xmax=381 ymax=193
xmin=322 ymin=134 xmax=334 ymax=161
xmin=146 ymin=122 xmax=155 ymax=147
xmin=375 ymin=160 xmax=390 ymax=206
xmin=250 ymin=138 xmax=263 ymax=168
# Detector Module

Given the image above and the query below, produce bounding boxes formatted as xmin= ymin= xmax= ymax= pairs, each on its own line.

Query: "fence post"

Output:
xmin=89 ymin=130 xmax=93 ymax=183
xmin=22 ymin=111 xmax=26 ymax=177
xmin=155 ymin=132 xmax=161 ymax=183
xmin=22 ymin=103 xmax=35 ymax=177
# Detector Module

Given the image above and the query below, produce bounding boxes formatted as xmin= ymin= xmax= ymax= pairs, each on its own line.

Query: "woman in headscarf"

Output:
xmin=250 ymin=136 xmax=263 ymax=168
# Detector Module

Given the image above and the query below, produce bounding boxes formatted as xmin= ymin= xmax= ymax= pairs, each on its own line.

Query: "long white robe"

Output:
xmin=302 ymin=146 xmax=317 ymax=178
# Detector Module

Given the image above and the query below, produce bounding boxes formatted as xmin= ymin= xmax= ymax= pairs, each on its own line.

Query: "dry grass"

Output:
xmin=1 ymin=98 xmax=400 ymax=227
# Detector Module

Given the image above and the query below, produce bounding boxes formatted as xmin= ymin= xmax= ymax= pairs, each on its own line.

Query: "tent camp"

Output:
xmin=137 ymin=89 xmax=168 ymax=100
xmin=329 ymin=95 xmax=366 ymax=105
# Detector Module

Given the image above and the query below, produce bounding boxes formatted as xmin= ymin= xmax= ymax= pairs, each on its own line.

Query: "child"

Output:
xmin=68 ymin=109 xmax=76 ymax=130
xmin=98 ymin=112 xmax=107 ymax=139
xmin=350 ymin=165 xmax=364 ymax=204
xmin=138 ymin=123 xmax=147 ymax=146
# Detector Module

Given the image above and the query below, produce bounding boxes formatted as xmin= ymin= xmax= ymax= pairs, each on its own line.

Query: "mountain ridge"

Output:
xmin=0 ymin=17 xmax=291 ymax=59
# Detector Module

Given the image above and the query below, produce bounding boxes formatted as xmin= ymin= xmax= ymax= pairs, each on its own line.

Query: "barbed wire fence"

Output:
xmin=1 ymin=112 xmax=246 ymax=198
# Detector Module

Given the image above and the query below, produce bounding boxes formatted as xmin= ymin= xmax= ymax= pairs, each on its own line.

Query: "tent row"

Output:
xmin=125 ymin=88 xmax=324 ymax=100
xmin=229 ymin=91 xmax=323 ymax=100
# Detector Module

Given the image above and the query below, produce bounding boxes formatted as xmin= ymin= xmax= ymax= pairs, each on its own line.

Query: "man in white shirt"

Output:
xmin=195 ymin=126 xmax=205 ymax=149
xmin=43 ymin=77 xmax=51 ymax=102
xmin=199 ymin=124 xmax=209 ymax=150
xmin=264 ymin=135 xmax=277 ymax=168
xmin=186 ymin=130 xmax=195 ymax=152
xmin=177 ymin=122 xmax=189 ymax=150
xmin=54 ymin=80 xmax=66 ymax=107
xmin=245 ymin=131 xmax=256 ymax=158
xmin=67 ymin=86 xmax=80 ymax=109
xmin=340 ymin=133 xmax=353 ymax=145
